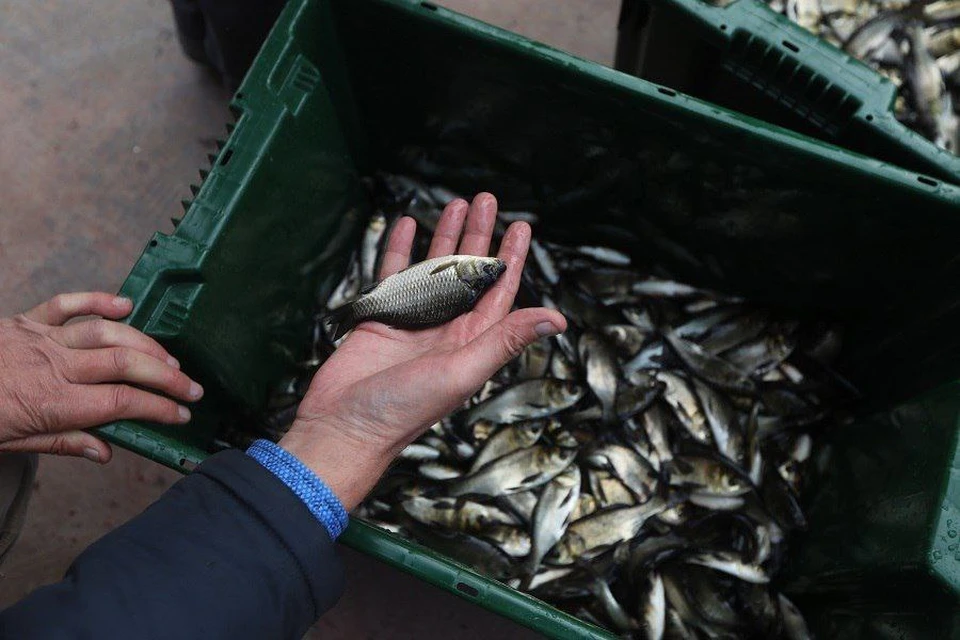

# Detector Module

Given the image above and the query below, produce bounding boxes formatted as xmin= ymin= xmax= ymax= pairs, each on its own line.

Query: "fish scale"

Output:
xmin=353 ymin=257 xmax=476 ymax=325
xmin=329 ymin=254 xmax=505 ymax=338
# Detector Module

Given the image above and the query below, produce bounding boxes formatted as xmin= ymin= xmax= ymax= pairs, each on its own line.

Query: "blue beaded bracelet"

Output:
xmin=246 ymin=439 xmax=349 ymax=539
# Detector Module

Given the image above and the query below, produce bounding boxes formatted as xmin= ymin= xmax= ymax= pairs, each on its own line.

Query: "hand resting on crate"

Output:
xmin=279 ymin=193 xmax=567 ymax=510
xmin=0 ymin=292 xmax=203 ymax=463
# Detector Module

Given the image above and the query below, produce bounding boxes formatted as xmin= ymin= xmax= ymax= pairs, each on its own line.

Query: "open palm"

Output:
xmin=279 ymin=193 xmax=566 ymax=509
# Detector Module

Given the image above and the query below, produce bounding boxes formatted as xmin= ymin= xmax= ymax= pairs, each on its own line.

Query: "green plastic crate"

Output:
xmin=614 ymin=0 xmax=960 ymax=185
xmin=102 ymin=0 xmax=960 ymax=636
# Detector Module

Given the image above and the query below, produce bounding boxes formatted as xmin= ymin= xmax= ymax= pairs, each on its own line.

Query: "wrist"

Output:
xmin=278 ymin=418 xmax=395 ymax=511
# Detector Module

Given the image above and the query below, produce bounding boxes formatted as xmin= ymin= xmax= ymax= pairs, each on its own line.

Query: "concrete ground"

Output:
xmin=0 ymin=0 xmax=618 ymax=637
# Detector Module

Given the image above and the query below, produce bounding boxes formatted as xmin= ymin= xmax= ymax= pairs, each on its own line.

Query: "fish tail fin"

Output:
xmin=325 ymin=304 xmax=357 ymax=341
xmin=518 ymin=555 xmax=542 ymax=590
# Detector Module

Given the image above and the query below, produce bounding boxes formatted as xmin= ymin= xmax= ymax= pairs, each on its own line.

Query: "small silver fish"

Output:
xmin=526 ymin=465 xmax=580 ymax=574
xmin=787 ymin=0 xmax=821 ymax=31
xmin=928 ymin=27 xmax=960 ymax=59
xmin=326 ymin=255 xmax=505 ymax=339
xmin=500 ymin=490 xmax=540 ymax=525
xmin=666 ymin=455 xmax=751 ymax=498
xmin=643 ymin=402 xmax=675 ymax=467
xmin=844 ymin=11 xmax=904 ymax=60
xmin=466 ymin=379 xmax=584 ymax=425
xmin=470 ymin=420 xmax=547 ymax=472
xmin=592 ymin=577 xmax=638 ymax=632
xmin=685 ymin=550 xmax=770 ymax=583
xmin=399 ymin=443 xmax=441 ymax=462
xmin=526 ymin=566 xmax=575 ymax=591
xmin=632 ymin=277 xmax=701 ymax=298
xmin=692 ymin=379 xmax=746 ymax=466
xmin=529 ymin=239 xmax=559 ymax=285
xmin=638 ymin=571 xmax=666 ymax=640
xmin=450 ymin=445 xmax=576 ymax=496
xmin=401 ymin=496 xmax=519 ymax=531
xmin=616 ymin=373 xmax=666 ymax=421
xmin=515 ymin=339 xmax=553 ymax=380
xmin=601 ymin=324 xmax=650 ymax=357
xmin=551 ymin=498 xmax=668 ymax=564
xmin=360 ymin=213 xmax=388 ymax=285
xmin=481 ymin=525 xmax=531 ymax=557
xmin=570 ymin=492 xmax=599 ymax=523
xmin=657 ymin=371 xmax=712 ymax=445
xmin=625 ymin=342 xmax=668 ymax=376
xmin=905 ymin=22 xmax=953 ymax=146
xmin=588 ymin=468 xmax=636 ymax=508
xmin=326 ymin=255 xmax=362 ymax=311
xmin=418 ymin=461 xmax=463 ymax=481
xmin=576 ymin=245 xmax=631 ymax=266
xmin=664 ymin=328 xmax=755 ymax=394
xmin=586 ymin=444 xmax=658 ymax=503
xmin=925 ymin=0 xmax=960 ymax=23
xmin=579 ymin=332 xmax=621 ymax=424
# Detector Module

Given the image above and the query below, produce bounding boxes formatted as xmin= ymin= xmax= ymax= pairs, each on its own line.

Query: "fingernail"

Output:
xmin=178 ymin=406 xmax=191 ymax=422
xmin=535 ymin=321 xmax=559 ymax=337
xmin=189 ymin=382 xmax=203 ymax=399
xmin=112 ymin=296 xmax=132 ymax=308
xmin=83 ymin=447 xmax=101 ymax=463
xmin=167 ymin=356 xmax=180 ymax=369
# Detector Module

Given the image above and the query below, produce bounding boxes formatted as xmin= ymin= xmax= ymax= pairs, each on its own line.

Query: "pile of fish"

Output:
xmin=251 ymin=175 xmax=851 ymax=639
xmin=758 ymin=0 xmax=960 ymax=152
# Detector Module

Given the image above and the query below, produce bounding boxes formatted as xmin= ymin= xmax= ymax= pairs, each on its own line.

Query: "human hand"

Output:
xmin=280 ymin=193 xmax=567 ymax=510
xmin=0 ymin=292 xmax=203 ymax=463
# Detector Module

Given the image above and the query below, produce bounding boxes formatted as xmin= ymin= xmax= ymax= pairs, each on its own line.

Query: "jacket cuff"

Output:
xmin=246 ymin=439 xmax=349 ymax=539
xmin=197 ymin=449 xmax=345 ymax=615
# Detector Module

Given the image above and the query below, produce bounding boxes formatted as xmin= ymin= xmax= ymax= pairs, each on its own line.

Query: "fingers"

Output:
xmin=0 ymin=431 xmax=113 ymax=464
xmin=427 ymin=199 xmax=469 ymax=258
xmin=474 ymin=221 xmax=531 ymax=322
xmin=51 ymin=320 xmax=179 ymax=368
xmin=451 ymin=308 xmax=568 ymax=390
xmin=457 ymin=193 xmax=498 ymax=256
xmin=53 ymin=384 xmax=192 ymax=429
xmin=65 ymin=348 xmax=202 ymax=403
xmin=379 ymin=216 xmax=417 ymax=280
xmin=23 ymin=292 xmax=133 ymax=326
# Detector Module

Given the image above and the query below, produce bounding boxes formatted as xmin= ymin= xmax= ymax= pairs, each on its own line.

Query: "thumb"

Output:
xmin=0 ymin=431 xmax=113 ymax=464
xmin=454 ymin=307 xmax=567 ymax=389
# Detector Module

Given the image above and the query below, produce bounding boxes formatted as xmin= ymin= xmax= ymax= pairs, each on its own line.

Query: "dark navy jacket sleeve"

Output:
xmin=0 ymin=450 xmax=344 ymax=640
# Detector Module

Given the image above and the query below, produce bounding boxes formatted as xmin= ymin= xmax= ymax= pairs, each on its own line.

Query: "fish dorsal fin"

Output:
xmin=430 ymin=259 xmax=460 ymax=275
xmin=359 ymin=281 xmax=379 ymax=295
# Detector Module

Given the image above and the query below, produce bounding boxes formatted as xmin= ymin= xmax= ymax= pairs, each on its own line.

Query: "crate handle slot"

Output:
xmin=724 ymin=30 xmax=862 ymax=136
xmin=455 ymin=581 xmax=479 ymax=597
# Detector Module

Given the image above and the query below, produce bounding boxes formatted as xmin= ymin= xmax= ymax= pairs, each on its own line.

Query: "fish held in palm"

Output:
xmin=325 ymin=255 xmax=506 ymax=339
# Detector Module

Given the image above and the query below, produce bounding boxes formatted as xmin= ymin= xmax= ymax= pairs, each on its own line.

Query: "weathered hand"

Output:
xmin=280 ymin=193 xmax=567 ymax=509
xmin=0 ymin=292 xmax=203 ymax=463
